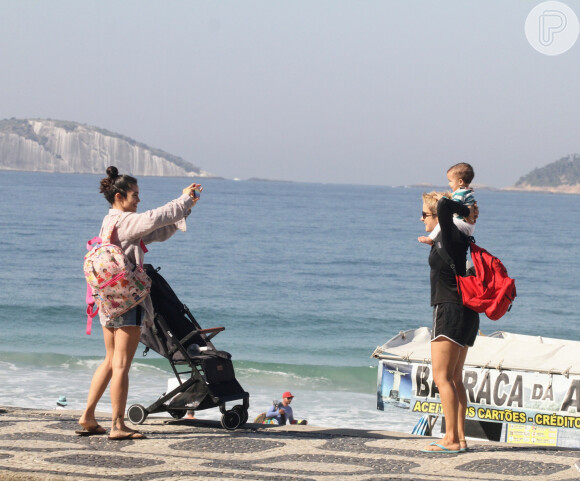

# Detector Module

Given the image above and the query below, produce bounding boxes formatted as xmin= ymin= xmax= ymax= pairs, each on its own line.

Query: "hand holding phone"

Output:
xmin=184 ymin=183 xmax=203 ymax=199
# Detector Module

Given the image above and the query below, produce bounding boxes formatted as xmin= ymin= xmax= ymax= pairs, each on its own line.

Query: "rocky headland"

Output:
xmin=0 ymin=118 xmax=215 ymax=178
xmin=505 ymin=153 xmax=580 ymax=194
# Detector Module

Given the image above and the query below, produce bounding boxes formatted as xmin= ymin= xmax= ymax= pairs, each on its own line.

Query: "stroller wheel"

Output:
xmin=167 ymin=409 xmax=185 ymax=419
xmin=127 ymin=404 xmax=147 ymax=425
xmin=232 ymin=405 xmax=249 ymax=426
xmin=221 ymin=410 xmax=241 ymax=430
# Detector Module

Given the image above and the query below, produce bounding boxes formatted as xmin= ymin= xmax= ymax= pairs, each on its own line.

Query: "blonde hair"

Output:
xmin=422 ymin=191 xmax=451 ymax=214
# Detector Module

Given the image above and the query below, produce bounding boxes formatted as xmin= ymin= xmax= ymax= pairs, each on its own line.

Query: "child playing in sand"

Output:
xmin=418 ymin=162 xmax=476 ymax=245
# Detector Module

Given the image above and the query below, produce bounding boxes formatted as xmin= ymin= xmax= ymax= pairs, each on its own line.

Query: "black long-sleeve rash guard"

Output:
xmin=428 ymin=197 xmax=471 ymax=306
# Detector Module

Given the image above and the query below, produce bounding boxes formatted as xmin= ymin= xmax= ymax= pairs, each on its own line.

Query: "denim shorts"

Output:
xmin=103 ymin=305 xmax=143 ymax=329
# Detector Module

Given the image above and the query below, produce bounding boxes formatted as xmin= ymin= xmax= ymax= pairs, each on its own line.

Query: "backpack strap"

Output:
xmin=102 ymin=214 xmax=121 ymax=243
xmin=434 ymin=238 xmax=456 ymax=273
xmin=86 ymin=236 xmax=101 ymax=250
xmin=104 ymin=214 xmax=148 ymax=265
xmin=84 ymin=236 xmax=102 ymax=335
xmin=434 ymin=234 xmax=474 ymax=276
xmin=85 ymin=282 xmax=99 ymax=335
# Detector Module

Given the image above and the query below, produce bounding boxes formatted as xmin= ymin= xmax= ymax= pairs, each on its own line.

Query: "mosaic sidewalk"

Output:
xmin=0 ymin=407 xmax=579 ymax=481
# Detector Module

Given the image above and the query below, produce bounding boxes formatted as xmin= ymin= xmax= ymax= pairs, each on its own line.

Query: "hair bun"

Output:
xmin=106 ymin=166 xmax=119 ymax=179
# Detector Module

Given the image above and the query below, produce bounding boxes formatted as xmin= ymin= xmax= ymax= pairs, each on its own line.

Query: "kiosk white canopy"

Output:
xmin=373 ymin=327 xmax=580 ymax=376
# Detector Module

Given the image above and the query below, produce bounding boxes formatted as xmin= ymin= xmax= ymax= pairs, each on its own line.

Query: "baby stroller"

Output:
xmin=126 ymin=265 xmax=250 ymax=430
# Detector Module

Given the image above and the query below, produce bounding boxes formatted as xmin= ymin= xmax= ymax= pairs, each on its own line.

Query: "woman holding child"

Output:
xmin=419 ymin=191 xmax=478 ymax=453
xmin=77 ymin=166 xmax=202 ymax=440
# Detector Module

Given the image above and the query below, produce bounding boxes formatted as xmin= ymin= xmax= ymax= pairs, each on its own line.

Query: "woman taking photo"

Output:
xmin=78 ymin=166 xmax=202 ymax=440
xmin=419 ymin=192 xmax=478 ymax=453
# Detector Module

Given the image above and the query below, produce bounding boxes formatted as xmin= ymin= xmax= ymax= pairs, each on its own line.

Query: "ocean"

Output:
xmin=0 ymin=171 xmax=578 ymax=432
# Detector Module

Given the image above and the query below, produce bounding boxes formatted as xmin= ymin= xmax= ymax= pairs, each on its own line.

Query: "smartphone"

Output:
xmin=193 ymin=189 xmax=200 ymax=199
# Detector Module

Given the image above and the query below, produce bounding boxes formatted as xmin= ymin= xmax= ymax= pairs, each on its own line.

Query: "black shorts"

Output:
xmin=432 ymin=303 xmax=479 ymax=347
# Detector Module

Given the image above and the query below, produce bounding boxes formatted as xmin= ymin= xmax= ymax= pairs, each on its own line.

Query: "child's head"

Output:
xmin=447 ymin=163 xmax=474 ymax=191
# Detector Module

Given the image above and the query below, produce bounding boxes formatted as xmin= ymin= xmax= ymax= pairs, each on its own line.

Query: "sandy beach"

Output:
xmin=0 ymin=406 xmax=578 ymax=481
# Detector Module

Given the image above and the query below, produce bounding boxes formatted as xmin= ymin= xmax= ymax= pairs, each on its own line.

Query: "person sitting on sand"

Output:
xmin=265 ymin=391 xmax=307 ymax=425
xmin=266 ymin=392 xmax=295 ymax=425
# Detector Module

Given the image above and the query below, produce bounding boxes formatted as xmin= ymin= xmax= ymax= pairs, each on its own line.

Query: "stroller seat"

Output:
xmin=127 ymin=265 xmax=249 ymax=430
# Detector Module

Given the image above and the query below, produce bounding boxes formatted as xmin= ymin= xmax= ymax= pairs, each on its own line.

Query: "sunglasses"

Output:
xmin=421 ymin=211 xmax=437 ymax=220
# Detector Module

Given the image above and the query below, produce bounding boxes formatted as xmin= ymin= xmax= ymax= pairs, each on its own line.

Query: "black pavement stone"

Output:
xmin=0 ymin=431 xmax=141 ymax=453
xmin=456 ymin=458 xmax=570 ymax=476
xmin=134 ymin=471 xmax=316 ymax=481
xmin=206 ymin=453 xmax=419 ymax=476
xmin=322 ymin=437 xmax=380 ymax=454
xmin=46 ymin=453 xmax=165 ymax=469
xmin=322 ymin=437 xmax=448 ymax=458
xmin=539 ymin=449 xmax=580 ymax=458
xmin=457 ymin=444 xmax=580 ymax=458
xmin=0 ymin=446 xmax=62 ymax=454
xmin=260 ymin=431 xmax=334 ymax=440
xmin=169 ymin=434 xmax=285 ymax=453
xmin=0 ymin=432 xmax=74 ymax=443
xmin=46 ymin=419 xmax=91 ymax=432
xmin=0 ymin=468 xmax=106 ymax=480
xmin=500 ymin=446 xmax=580 ymax=458
xmin=0 ymin=467 xmax=170 ymax=481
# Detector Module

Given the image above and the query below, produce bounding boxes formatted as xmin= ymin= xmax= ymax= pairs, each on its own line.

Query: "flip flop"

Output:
xmin=108 ymin=431 xmax=147 ymax=441
xmin=75 ymin=425 xmax=107 ymax=436
xmin=421 ymin=441 xmax=461 ymax=454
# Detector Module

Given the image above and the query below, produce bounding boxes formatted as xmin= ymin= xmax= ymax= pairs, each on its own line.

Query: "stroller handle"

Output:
xmin=179 ymin=326 xmax=225 ymax=346
xmin=199 ymin=327 xmax=225 ymax=334
xmin=200 ymin=327 xmax=225 ymax=342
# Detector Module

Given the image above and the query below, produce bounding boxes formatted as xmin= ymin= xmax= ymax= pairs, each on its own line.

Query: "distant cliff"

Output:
xmin=0 ymin=118 xmax=216 ymax=178
xmin=509 ymin=154 xmax=580 ymax=194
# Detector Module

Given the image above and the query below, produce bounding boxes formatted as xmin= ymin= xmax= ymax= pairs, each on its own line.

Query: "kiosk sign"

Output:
xmin=378 ymin=359 xmax=580 ymax=430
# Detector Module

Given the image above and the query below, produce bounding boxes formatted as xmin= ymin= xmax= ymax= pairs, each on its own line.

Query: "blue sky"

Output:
xmin=1 ymin=0 xmax=579 ymax=187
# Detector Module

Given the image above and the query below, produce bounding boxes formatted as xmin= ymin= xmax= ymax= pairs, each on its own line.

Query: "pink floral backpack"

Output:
xmin=83 ymin=215 xmax=151 ymax=334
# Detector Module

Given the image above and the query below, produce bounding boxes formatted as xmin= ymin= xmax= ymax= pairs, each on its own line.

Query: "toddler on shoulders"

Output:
xmin=418 ymin=162 xmax=477 ymax=245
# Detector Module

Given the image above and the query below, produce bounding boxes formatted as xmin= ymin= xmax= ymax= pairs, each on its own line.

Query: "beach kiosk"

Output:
xmin=373 ymin=327 xmax=580 ymax=448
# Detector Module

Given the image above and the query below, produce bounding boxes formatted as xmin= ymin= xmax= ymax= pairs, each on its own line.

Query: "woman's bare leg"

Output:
xmin=78 ymin=326 xmax=115 ymax=430
xmin=425 ymin=337 xmax=463 ymax=451
xmin=453 ymin=346 xmax=470 ymax=450
xmin=109 ymin=326 xmax=142 ymax=437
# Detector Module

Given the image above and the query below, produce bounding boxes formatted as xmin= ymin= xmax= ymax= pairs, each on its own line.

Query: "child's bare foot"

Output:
xmin=418 ymin=236 xmax=434 ymax=245
xmin=466 ymin=203 xmax=478 ymax=224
